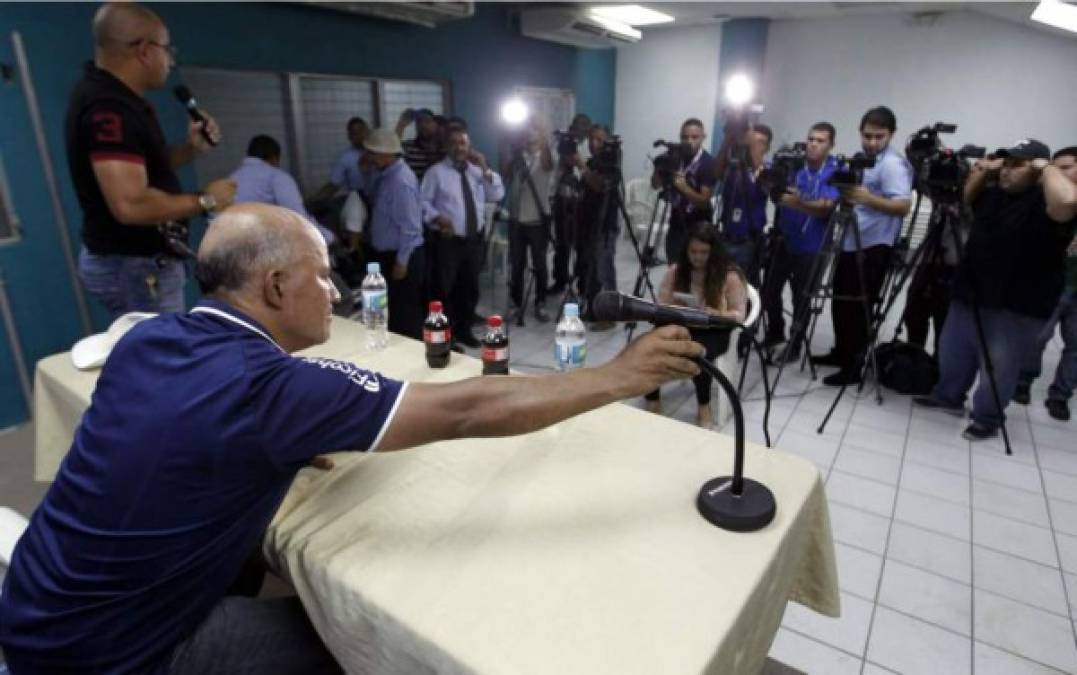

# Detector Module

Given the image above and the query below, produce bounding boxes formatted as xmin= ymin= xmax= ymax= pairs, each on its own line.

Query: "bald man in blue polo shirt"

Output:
xmin=0 ymin=204 xmax=704 ymax=674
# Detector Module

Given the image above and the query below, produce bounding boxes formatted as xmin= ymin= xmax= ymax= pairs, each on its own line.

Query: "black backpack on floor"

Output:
xmin=874 ymin=340 xmax=938 ymax=395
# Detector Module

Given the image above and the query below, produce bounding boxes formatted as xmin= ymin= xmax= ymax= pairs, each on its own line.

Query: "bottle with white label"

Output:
xmin=555 ymin=303 xmax=587 ymax=370
xmin=361 ymin=262 xmax=388 ymax=351
xmin=481 ymin=315 xmax=509 ymax=375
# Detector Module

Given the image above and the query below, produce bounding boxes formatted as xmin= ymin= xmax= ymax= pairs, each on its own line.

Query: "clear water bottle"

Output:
xmin=555 ymin=303 xmax=587 ymax=370
xmin=361 ymin=262 xmax=388 ymax=351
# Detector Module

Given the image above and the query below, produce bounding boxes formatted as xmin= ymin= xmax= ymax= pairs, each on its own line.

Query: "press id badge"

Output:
xmin=732 ymin=208 xmax=743 ymax=224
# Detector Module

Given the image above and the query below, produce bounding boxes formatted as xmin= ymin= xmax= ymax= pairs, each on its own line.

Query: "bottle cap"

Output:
xmin=564 ymin=303 xmax=579 ymax=317
xmin=367 ymin=262 xmax=381 ymax=274
xmin=487 ymin=315 xmax=504 ymax=328
xmin=429 ymin=301 xmax=443 ymax=313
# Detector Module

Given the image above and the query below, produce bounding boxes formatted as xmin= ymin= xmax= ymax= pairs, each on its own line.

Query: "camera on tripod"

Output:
xmin=590 ymin=135 xmax=623 ymax=176
xmin=905 ymin=122 xmax=986 ymax=203
xmin=553 ymin=129 xmax=579 ymax=158
xmin=758 ymin=142 xmax=807 ymax=202
xmin=827 ymin=153 xmax=877 ymax=189
xmin=651 ymin=140 xmax=692 ymax=189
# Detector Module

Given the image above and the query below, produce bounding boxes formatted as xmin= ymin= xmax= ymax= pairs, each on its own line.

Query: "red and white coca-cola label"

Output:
xmin=424 ymin=328 xmax=451 ymax=344
xmin=482 ymin=347 xmax=509 ymax=362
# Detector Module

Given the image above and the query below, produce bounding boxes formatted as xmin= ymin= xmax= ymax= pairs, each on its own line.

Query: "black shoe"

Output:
xmin=1014 ymin=383 xmax=1031 ymax=405
xmin=1046 ymin=399 xmax=1071 ymax=421
xmin=811 ymin=350 xmax=844 ymax=367
xmin=455 ymin=332 xmax=481 ymax=349
xmin=781 ymin=345 xmax=802 ymax=364
xmin=962 ymin=422 xmax=999 ymax=441
xmin=534 ymin=304 xmax=550 ymax=323
xmin=822 ymin=368 xmax=861 ymax=386
xmin=912 ymin=396 xmax=966 ymax=417
xmin=547 ymin=283 xmax=566 ymax=296
xmin=450 ymin=344 xmax=465 ymax=354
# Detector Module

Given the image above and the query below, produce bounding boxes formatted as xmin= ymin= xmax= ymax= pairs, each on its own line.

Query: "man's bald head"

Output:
xmin=93 ymin=3 xmax=165 ymax=51
xmin=195 ymin=204 xmax=323 ymax=298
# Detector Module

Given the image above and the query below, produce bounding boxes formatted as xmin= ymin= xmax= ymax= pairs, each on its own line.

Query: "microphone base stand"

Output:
xmin=694 ymin=356 xmax=776 ymax=532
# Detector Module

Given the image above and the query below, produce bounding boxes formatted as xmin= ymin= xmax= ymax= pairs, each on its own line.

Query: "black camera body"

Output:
xmin=759 ymin=142 xmax=807 ymax=202
xmin=651 ymin=140 xmax=692 ymax=188
xmin=553 ymin=129 xmax=578 ymax=158
xmin=590 ymin=135 xmax=623 ymax=175
xmin=827 ymin=153 xmax=877 ymax=189
xmin=905 ymin=123 xmax=986 ymax=204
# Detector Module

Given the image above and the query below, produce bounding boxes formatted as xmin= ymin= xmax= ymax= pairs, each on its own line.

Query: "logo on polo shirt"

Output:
xmin=301 ymin=357 xmax=382 ymax=392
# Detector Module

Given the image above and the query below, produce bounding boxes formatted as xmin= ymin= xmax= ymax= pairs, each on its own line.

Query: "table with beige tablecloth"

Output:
xmin=34 ymin=316 xmax=839 ymax=675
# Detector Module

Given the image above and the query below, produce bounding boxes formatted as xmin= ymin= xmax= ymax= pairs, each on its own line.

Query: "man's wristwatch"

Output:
xmin=198 ymin=193 xmax=217 ymax=217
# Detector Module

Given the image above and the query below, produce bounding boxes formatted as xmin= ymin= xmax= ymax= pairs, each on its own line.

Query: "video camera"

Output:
xmin=553 ymin=129 xmax=579 ymax=158
xmin=827 ymin=153 xmax=877 ymax=189
xmin=590 ymin=135 xmax=623 ymax=176
xmin=651 ymin=140 xmax=692 ymax=189
xmin=758 ymin=142 xmax=807 ymax=203
xmin=905 ymin=122 xmax=986 ymax=204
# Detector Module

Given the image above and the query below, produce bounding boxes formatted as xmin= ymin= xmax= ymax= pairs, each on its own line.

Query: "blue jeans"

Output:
xmin=1018 ymin=289 xmax=1077 ymax=403
xmin=723 ymin=237 xmax=760 ymax=286
xmin=932 ymin=301 xmax=1046 ymax=428
xmin=78 ymin=248 xmax=187 ymax=320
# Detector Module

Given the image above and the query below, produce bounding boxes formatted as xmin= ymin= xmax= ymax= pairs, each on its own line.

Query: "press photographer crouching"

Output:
xmin=760 ymin=123 xmax=840 ymax=359
xmin=915 ymin=140 xmax=1077 ymax=440
xmin=501 ymin=118 xmax=556 ymax=324
xmin=816 ymin=106 xmax=913 ymax=386
xmin=651 ymin=118 xmax=716 ymax=263
xmin=643 ymin=224 xmax=748 ymax=429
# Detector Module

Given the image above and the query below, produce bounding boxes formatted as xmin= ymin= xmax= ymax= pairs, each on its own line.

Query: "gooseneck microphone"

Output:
xmin=593 ymin=291 xmax=776 ymax=532
xmin=173 ymin=85 xmax=218 ymax=147
xmin=591 ymin=291 xmax=741 ymax=331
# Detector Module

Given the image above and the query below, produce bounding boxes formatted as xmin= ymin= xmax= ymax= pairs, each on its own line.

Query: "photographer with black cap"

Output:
xmin=651 ymin=118 xmax=717 ymax=264
xmin=915 ymin=139 xmax=1077 ymax=440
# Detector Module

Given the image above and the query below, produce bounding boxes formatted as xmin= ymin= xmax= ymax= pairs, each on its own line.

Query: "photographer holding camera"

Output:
xmin=651 ymin=118 xmax=716 ymax=264
xmin=816 ymin=106 xmax=913 ymax=386
xmin=576 ymin=124 xmax=621 ymax=326
xmin=762 ymin=123 xmax=841 ymax=358
xmin=547 ymin=132 xmax=582 ymax=297
xmin=915 ymin=140 xmax=1077 ymax=439
xmin=501 ymin=118 xmax=556 ymax=323
xmin=714 ymin=123 xmax=772 ymax=287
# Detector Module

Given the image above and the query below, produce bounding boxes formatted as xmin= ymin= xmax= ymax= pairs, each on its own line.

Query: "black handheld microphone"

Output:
xmin=173 ymin=85 xmax=218 ymax=147
xmin=591 ymin=291 xmax=741 ymax=331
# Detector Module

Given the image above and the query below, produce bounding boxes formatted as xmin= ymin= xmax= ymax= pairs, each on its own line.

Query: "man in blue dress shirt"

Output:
xmin=0 ymin=203 xmax=703 ymax=673
xmin=816 ymin=106 xmax=913 ymax=386
xmin=421 ymin=129 xmax=505 ymax=348
xmin=306 ymin=117 xmax=371 ymax=208
xmin=363 ymin=128 xmax=425 ymax=339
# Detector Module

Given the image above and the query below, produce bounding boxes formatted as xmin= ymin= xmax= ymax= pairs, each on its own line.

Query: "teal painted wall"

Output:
xmin=0 ymin=2 xmax=616 ymax=428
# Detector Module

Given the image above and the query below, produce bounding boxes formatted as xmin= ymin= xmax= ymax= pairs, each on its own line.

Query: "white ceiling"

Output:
xmin=578 ymin=1 xmax=1076 ymax=39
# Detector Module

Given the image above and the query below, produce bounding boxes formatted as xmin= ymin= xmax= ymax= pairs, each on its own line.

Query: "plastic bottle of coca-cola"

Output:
xmin=423 ymin=301 xmax=452 ymax=369
xmin=481 ymin=315 xmax=509 ymax=375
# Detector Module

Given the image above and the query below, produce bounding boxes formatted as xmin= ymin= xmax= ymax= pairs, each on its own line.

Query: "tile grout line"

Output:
xmin=968 ymin=430 xmax=977 ymax=675
xmin=1028 ymin=405 xmax=1077 ymax=649
xmin=857 ymin=394 xmax=913 ymax=675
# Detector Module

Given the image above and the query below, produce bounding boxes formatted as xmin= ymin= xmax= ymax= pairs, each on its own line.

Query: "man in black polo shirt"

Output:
xmin=652 ymin=118 xmax=716 ymax=263
xmin=67 ymin=2 xmax=235 ymax=319
xmin=915 ymin=139 xmax=1077 ymax=440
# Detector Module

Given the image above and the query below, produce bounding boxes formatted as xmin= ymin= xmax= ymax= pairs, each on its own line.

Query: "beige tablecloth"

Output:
xmin=34 ymin=316 xmax=839 ymax=675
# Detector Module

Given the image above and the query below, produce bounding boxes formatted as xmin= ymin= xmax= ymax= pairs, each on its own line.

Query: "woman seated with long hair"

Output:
xmin=644 ymin=224 xmax=748 ymax=428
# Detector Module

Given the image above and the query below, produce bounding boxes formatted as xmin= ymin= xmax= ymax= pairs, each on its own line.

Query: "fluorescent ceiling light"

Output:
xmin=590 ymin=4 xmax=674 ymax=27
xmin=589 ymin=14 xmax=643 ymax=40
xmin=1031 ymin=0 xmax=1077 ymax=33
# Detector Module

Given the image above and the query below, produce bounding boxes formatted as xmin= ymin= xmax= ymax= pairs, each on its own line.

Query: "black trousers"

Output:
xmin=437 ymin=234 xmax=484 ymax=338
xmin=831 ymin=244 xmax=892 ymax=367
xmin=372 ymin=246 xmax=426 ymax=340
xmin=762 ymin=241 xmax=818 ymax=341
xmin=509 ymin=221 xmax=549 ymax=307
xmin=551 ymin=207 xmax=574 ymax=287
xmin=903 ymin=261 xmax=956 ymax=355
xmin=646 ymin=329 xmax=731 ymax=405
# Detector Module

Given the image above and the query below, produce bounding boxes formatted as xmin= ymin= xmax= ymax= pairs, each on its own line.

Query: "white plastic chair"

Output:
xmin=623 ymin=177 xmax=668 ymax=244
xmin=714 ymin=284 xmax=761 ymax=428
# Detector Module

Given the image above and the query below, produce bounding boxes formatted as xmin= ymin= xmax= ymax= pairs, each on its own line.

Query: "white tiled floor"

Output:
xmin=478 ymin=241 xmax=1077 ymax=674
